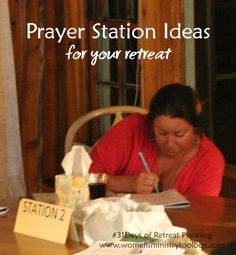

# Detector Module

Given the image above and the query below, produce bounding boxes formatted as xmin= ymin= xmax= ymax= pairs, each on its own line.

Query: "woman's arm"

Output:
xmin=107 ymin=172 xmax=159 ymax=194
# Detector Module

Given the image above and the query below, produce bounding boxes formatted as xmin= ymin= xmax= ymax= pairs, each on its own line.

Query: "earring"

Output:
xmin=193 ymin=135 xmax=200 ymax=145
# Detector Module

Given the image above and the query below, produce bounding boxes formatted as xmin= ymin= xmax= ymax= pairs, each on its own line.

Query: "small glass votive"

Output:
xmin=88 ymin=173 xmax=108 ymax=200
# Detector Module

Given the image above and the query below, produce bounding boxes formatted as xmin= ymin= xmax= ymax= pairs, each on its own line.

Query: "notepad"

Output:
xmin=129 ymin=189 xmax=190 ymax=208
xmin=73 ymin=241 xmax=185 ymax=255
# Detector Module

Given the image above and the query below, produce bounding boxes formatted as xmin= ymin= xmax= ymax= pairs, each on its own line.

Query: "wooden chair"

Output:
xmin=64 ymin=105 xmax=148 ymax=154
xmin=220 ymin=164 xmax=236 ymax=199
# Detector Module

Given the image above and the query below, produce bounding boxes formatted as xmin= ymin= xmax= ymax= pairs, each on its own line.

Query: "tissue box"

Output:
xmin=55 ymin=174 xmax=89 ymax=209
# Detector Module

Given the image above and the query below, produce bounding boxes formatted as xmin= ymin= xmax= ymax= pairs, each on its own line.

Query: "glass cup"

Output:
xmin=88 ymin=173 xmax=108 ymax=200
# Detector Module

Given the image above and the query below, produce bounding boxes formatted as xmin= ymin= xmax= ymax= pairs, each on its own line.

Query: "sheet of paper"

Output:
xmin=73 ymin=241 xmax=185 ymax=255
xmin=129 ymin=189 xmax=190 ymax=208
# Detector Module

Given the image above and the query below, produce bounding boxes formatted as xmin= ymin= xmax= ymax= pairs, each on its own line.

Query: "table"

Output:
xmin=167 ymin=195 xmax=236 ymax=252
xmin=1 ymin=195 xmax=236 ymax=254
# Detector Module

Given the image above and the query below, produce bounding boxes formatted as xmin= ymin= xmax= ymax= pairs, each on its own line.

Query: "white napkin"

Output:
xmin=61 ymin=145 xmax=92 ymax=175
xmin=73 ymin=194 xmax=186 ymax=246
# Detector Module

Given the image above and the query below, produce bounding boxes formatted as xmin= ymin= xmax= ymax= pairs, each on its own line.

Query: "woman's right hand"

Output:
xmin=130 ymin=172 xmax=159 ymax=194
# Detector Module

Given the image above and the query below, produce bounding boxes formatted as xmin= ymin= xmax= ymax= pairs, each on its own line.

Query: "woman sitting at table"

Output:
xmin=89 ymin=83 xmax=225 ymax=196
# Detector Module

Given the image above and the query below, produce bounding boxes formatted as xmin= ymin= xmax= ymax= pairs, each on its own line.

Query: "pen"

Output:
xmin=138 ymin=151 xmax=159 ymax=193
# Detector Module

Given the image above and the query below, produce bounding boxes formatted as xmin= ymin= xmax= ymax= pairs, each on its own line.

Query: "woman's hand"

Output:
xmin=131 ymin=172 xmax=159 ymax=194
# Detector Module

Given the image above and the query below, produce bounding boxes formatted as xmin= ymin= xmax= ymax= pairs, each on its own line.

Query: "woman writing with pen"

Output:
xmin=89 ymin=84 xmax=225 ymax=196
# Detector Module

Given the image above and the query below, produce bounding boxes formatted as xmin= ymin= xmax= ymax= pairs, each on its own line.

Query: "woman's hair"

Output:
xmin=147 ymin=83 xmax=203 ymax=132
